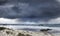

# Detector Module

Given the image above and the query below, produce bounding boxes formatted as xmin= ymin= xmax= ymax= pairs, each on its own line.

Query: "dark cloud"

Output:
xmin=0 ymin=0 xmax=8 ymax=5
xmin=0 ymin=0 xmax=60 ymax=21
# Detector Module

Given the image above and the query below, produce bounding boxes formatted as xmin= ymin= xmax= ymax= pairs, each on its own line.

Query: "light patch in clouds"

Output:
xmin=0 ymin=18 xmax=38 ymax=24
xmin=57 ymin=0 xmax=60 ymax=2
xmin=0 ymin=18 xmax=19 ymax=24
xmin=0 ymin=4 xmax=14 ymax=8
xmin=0 ymin=17 xmax=60 ymax=24
xmin=47 ymin=17 xmax=60 ymax=24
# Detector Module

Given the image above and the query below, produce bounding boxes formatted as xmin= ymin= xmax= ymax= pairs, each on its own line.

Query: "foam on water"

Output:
xmin=0 ymin=25 xmax=60 ymax=31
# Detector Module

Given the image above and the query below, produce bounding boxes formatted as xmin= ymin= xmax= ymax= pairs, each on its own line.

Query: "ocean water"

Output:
xmin=0 ymin=24 xmax=60 ymax=36
xmin=0 ymin=24 xmax=60 ymax=32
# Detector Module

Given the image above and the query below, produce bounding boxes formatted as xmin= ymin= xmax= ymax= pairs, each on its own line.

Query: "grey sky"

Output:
xmin=0 ymin=0 xmax=60 ymax=24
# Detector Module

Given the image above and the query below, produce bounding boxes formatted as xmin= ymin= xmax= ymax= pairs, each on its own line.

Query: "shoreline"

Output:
xmin=0 ymin=27 xmax=60 ymax=36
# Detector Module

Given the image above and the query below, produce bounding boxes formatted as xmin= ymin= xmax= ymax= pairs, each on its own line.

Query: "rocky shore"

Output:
xmin=0 ymin=27 xmax=60 ymax=36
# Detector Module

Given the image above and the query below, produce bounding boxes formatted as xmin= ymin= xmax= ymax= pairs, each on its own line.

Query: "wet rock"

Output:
xmin=40 ymin=29 xmax=52 ymax=32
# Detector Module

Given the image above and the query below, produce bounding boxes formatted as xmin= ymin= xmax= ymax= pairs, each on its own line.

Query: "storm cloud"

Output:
xmin=0 ymin=0 xmax=60 ymax=21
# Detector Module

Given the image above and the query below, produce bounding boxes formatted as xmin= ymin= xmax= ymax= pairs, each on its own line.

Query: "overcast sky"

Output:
xmin=0 ymin=0 xmax=60 ymax=24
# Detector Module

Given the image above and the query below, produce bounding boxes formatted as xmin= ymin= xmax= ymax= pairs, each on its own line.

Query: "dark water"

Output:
xmin=0 ymin=24 xmax=60 ymax=27
xmin=0 ymin=24 xmax=60 ymax=32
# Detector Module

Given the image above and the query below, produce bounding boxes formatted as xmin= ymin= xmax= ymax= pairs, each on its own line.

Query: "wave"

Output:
xmin=0 ymin=25 xmax=60 ymax=31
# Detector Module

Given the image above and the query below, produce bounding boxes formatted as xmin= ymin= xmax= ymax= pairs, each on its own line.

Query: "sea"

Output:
xmin=0 ymin=24 xmax=60 ymax=32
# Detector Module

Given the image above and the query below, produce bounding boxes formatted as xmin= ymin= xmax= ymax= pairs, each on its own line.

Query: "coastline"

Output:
xmin=0 ymin=27 xmax=60 ymax=36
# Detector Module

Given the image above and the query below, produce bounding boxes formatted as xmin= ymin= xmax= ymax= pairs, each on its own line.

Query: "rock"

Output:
xmin=0 ymin=27 xmax=60 ymax=36
xmin=40 ymin=29 xmax=52 ymax=32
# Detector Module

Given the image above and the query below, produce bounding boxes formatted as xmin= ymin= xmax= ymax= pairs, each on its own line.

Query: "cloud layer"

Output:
xmin=0 ymin=0 xmax=60 ymax=23
xmin=0 ymin=17 xmax=60 ymax=24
